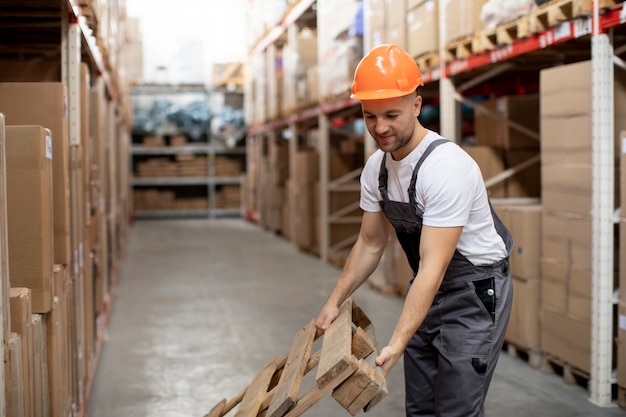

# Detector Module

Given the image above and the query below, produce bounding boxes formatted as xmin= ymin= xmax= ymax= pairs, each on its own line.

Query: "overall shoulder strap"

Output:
xmin=408 ymin=138 xmax=450 ymax=201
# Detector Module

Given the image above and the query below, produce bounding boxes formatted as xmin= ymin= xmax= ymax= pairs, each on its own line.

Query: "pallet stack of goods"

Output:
xmin=0 ymin=1 xmax=133 ymax=415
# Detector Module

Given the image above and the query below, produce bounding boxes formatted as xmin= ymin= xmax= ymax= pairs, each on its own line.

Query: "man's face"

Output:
xmin=361 ymin=93 xmax=421 ymax=158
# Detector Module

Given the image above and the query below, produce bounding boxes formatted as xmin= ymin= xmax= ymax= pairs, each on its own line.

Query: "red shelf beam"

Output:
xmin=422 ymin=3 xmax=625 ymax=83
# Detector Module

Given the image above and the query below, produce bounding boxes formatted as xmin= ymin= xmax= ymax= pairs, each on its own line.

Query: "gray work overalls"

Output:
xmin=378 ymin=139 xmax=514 ymax=417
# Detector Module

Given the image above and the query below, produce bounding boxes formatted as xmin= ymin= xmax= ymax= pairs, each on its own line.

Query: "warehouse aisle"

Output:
xmin=87 ymin=219 xmax=625 ymax=417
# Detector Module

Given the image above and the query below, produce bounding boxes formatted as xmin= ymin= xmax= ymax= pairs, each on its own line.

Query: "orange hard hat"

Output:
xmin=351 ymin=44 xmax=424 ymax=100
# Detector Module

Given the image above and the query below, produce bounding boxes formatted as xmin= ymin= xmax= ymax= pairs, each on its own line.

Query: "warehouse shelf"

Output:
xmin=132 ymin=177 xmax=210 ymax=186
xmin=131 ymin=144 xmax=211 ymax=155
xmin=0 ymin=1 xmax=132 ymax=416
xmin=419 ymin=1 xmax=626 ymax=87
xmin=249 ymin=0 xmax=317 ymax=57
xmin=134 ymin=209 xmax=210 ymax=219
xmin=245 ymin=0 xmax=626 ymax=410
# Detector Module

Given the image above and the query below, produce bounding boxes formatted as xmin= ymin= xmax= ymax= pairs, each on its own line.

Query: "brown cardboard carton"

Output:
xmin=506 ymin=149 xmax=540 ymax=198
xmin=505 ymin=277 xmax=540 ymax=350
xmin=507 ymin=205 xmax=541 ymax=281
xmin=5 ymin=332 xmax=24 ymax=417
xmin=385 ymin=0 xmax=407 ymax=27
xmin=474 ymin=95 xmax=540 ymax=150
xmin=540 ymin=308 xmax=591 ymax=373
xmin=31 ymin=314 xmax=49 ymax=417
xmin=46 ymin=264 xmax=71 ymax=417
xmin=294 ymin=149 xmax=319 ymax=185
xmin=407 ymin=1 xmax=438 ymax=58
xmin=10 ymin=288 xmax=33 ymax=417
xmin=0 ymin=83 xmax=71 ymax=266
xmin=0 ymin=114 xmax=11 ymax=344
xmin=5 ymin=125 xmax=54 ymax=313
xmin=462 ymin=146 xmax=506 ymax=197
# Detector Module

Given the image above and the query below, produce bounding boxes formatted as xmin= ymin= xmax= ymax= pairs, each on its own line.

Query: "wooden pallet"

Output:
xmin=415 ymin=52 xmax=440 ymax=73
xmin=205 ymin=297 xmax=387 ymax=417
xmin=474 ymin=16 xmax=531 ymax=53
xmin=527 ymin=0 xmax=613 ymax=34
xmin=540 ymin=353 xmax=590 ymax=388
xmin=445 ymin=36 xmax=475 ymax=62
xmin=502 ymin=341 xmax=543 ymax=369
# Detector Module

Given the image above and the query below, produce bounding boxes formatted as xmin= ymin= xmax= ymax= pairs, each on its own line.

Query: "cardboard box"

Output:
xmin=474 ymin=95 xmax=540 ymax=150
xmin=505 ymin=277 xmax=540 ymax=350
xmin=31 ymin=313 xmax=50 ymax=417
xmin=0 ymin=83 xmax=71 ymax=266
xmin=540 ymin=60 xmax=626 ymax=161
xmin=46 ymin=264 xmax=71 ymax=417
xmin=443 ymin=0 xmax=487 ymax=43
xmin=506 ymin=149 xmax=540 ymax=198
xmin=385 ymin=0 xmax=407 ymax=27
xmin=406 ymin=0 xmax=439 ymax=58
xmin=507 ymin=205 xmax=541 ymax=281
xmin=294 ymin=149 xmax=319 ymax=185
xmin=0 ymin=114 xmax=11 ymax=344
xmin=5 ymin=332 xmax=24 ymax=417
xmin=462 ymin=146 xmax=506 ymax=197
xmin=10 ymin=288 xmax=34 ymax=417
xmin=540 ymin=307 xmax=591 ymax=373
xmin=6 ymin=125 xmax=54 ymax=313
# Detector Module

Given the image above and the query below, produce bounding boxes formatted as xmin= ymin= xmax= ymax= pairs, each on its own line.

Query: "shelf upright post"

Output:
xmin=62 ymin=9 xmax=82 ymax=148
xmin=289 ymin=122 xmax=299 ymax=247
xmin=589 ymin=0 xmax=615 ymax=407
xmin=362 ymin=0 xmax=376 ymax=158
xmin=319 ymin=113 xmax=330 ymax=262
xmin=437 ymin=0 xmax=460 ymax=142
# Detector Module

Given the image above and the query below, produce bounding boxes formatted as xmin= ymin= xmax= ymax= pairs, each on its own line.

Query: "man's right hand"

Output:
xmin=315 ymin=303 xmax=340 ymax=333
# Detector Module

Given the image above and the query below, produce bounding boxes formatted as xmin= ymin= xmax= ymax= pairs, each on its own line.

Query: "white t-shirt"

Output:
xmin=360 ymin=130 xmax=507 ymax=265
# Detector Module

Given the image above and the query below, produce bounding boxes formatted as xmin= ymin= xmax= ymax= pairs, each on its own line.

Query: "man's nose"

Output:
xmin=374 ymin=119 xmax=388 ymax=134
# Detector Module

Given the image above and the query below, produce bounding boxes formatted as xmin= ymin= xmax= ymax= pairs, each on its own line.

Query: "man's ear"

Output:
xmin=413 ymin=94 xmax=422 ymax=116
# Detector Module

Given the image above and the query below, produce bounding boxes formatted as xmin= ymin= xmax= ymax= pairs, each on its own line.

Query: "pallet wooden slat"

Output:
xmin=267 ymin=320 xmax=317 ymax=417
xmin=235 ymin=358 xmax=280 ymax=417
xmin=316 ymin=298 xmax=356 ymax=387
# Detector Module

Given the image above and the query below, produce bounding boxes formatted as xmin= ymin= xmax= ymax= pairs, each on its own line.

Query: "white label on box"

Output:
xmin=45 ymin=136 xmax=52 ymax=159
xmin=620 ymin=314 xmax=626 ymax=331
xmin=622 ymin=137 xmax=626 ymax=154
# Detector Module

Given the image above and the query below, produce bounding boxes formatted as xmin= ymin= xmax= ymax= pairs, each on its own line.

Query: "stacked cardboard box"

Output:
xmin=539 ymin=60 xmax=626 ymax=373
xmin=495 ymin=204 xmax=542 ymax=353
xmin=473 ymin=95 xmax=541 ymax=199
xmin=292 ymin=148 xmax=320 ymax=251
xmin=317 ymin=0 xmax=362 ymax=100
xmin=260 ymin=140 xmax=289 ymax=233
xmin=282 ymin=26 xmax=318 ymax=114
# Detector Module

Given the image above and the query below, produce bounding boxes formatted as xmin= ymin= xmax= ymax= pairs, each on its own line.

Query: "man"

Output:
xmin=315 ymin=44 xmax=514 ymax=417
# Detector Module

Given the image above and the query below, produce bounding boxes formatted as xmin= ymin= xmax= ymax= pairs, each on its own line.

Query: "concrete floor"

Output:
xmin=87 ymin=219 xmax=626 ymax=417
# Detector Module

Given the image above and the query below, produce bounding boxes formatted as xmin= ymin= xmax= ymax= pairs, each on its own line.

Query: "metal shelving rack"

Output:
xmin=130 ymin=84 xmax=246 ymax=219
xmin=0 ymin=1 xmax=131 ymax=416
xmin=247 ymin=0 xmax=626 ymax=408
xmin=432 ymin=1 xmax=625 ymax=406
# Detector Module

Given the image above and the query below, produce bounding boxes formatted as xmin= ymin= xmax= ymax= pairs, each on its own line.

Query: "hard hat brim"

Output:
xmin=351 ymin=88 xmax=421 ymax=101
